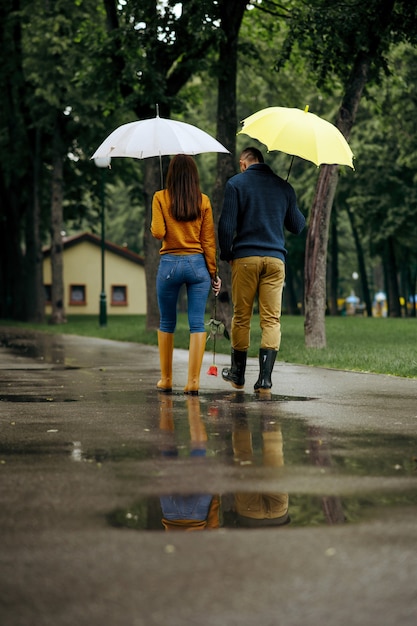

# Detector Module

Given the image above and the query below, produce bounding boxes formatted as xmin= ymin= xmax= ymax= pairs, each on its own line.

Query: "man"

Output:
xmin=218 ymin=146 xmax=306 ymax=393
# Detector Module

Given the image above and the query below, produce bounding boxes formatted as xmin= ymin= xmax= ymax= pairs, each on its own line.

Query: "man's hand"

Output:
xmin=211 ymin=276 xmax=222 ymax=296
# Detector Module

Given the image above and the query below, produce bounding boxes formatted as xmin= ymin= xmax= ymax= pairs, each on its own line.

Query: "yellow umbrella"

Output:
xmin=238 ymin=105 xmax=354 ymax=176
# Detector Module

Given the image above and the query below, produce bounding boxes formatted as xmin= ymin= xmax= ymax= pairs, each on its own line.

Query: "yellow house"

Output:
xmin=43 ymin=232 xmax=146 ymax=315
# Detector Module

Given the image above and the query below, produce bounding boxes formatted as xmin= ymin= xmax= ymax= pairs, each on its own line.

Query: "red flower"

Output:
xmin=207 ymin=365 xmax=218 ymax=376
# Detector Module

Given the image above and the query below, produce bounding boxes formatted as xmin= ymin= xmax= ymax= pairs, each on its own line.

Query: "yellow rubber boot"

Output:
xmin=156 ymin=330 xmax=174 ymax=392
xmin=184 ymin=332 xmax=207 ymax=395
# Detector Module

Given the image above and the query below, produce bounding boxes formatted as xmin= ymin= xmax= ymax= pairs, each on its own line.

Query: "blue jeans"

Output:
xmin=157 ymin=254 xmax=211 ymax=333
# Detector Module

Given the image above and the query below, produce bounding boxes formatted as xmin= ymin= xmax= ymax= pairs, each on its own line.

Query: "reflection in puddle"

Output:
xmin=157 ymin=396 xmax=220 ymax=529
xmin=0 ymin=330 xmax=79 ymax=369
xmin=107 ymin=491 xmax=417 ymax=531
xmin=107 ymin=394 xmax=290 ymax=531
xmin=106 ymin=394 xmax=417 ymax=531
xmin=230 ymin=404 xmax=290 ymax=527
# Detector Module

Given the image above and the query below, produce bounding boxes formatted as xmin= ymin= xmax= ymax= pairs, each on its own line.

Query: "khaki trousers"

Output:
xmin=231 ymin=256 xmax=285 ymax=351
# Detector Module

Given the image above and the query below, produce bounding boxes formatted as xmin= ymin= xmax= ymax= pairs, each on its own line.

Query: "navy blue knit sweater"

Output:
xmin=218 ymin=163 xmax=306 ymax=262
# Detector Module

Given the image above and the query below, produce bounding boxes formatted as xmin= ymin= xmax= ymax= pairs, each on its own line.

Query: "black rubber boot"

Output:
xmin=254 ymin=348 xmax=277 ymax=392
xmin=222 ymin=349 xmax=247 ymax=389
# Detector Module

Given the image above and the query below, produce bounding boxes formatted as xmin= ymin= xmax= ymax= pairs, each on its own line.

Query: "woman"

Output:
xmin=151 ymin=154 xmax=221 ymax=395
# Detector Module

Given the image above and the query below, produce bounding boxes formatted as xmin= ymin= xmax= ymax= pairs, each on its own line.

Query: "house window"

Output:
xmin=111 ymin=285 xmax=128 ymax=306
xmin=69 ymin=284 xmax=86 ymax=305
xmin=44 ymin=284 xmax=52 ymax=304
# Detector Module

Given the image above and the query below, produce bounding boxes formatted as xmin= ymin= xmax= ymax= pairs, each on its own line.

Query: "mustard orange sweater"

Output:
xmin=151 ymin=189 xmax=217 ymax=278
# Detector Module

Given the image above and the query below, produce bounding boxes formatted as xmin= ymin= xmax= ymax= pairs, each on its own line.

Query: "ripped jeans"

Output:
xmin=156 ymin=253 xmax=211 ymax=333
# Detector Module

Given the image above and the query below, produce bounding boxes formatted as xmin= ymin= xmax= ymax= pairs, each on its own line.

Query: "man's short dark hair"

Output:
xmin=240 ymin=146 xmax=264 ymax=164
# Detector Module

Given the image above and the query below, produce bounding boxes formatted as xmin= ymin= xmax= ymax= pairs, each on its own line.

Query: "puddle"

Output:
xmin=0 ymin=334 xmax=63 ymax=359
xmin=0 ymin=395 xmax=78 ymax=402
xmin=107 ymin=490 xmax=417 ymax=530
xmin=0 ymin=330 xmax=78 ymax=369
xmin=0 ymin=441 xmax=79 ymax=456
xmin=100 ymin=394 xmax=417 ymax=531
xmin=2 ymin=340 xmax=416 ymax=532
xmin=171 ymin=391 xmax=315 ymax=402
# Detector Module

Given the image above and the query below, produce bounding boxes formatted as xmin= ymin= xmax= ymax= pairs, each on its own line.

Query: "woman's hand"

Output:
xmin=211 ymin=276 xmax=222 ymax=296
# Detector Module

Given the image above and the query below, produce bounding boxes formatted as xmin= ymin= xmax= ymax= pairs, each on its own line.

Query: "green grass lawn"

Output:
xmin=1 ymin=314 xmax=416 ymax=378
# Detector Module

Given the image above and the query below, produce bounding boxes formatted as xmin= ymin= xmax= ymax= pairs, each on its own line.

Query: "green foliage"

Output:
xmin=339 ymin=42 xmax=417 ymax=272
xmin=2 ymin=0 xmax=417 ymax=323
xmin=102 ymin=176 xmax=145 ymax=254
xmin=278 ymin=0 xmax=417 ymax=91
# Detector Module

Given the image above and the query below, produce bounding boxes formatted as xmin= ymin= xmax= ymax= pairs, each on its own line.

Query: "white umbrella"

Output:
xmin=91 ymin=109 xmax=229 ymax=187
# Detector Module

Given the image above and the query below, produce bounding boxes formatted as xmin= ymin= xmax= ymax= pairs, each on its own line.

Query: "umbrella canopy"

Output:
xmin=92 ymin=112 xmax=229 ymax=188
xmin=92 ymin=115 xmax=229 ymax=160
xmin=238 ymin=106 xmax=354 ymax=171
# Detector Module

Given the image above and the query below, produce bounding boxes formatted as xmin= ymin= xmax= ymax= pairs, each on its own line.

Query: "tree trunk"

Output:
xmin=304 ymin=53 xmax=372 ymax=347
xmin=211 ymin=0 xmax=247 ymax=334
xmin=143 ymin=158 xmax=164 ymax=331
xmin=283 ymin=263 xmax=299 ymax=315
xmin=399 ymin=265 xmax=408 ymax=318
xmin=308 ymin=426 xmax=346 ymax=524
xmin=49 ymin=150 xmax=66 ymax=325
xmin=103 ymin=1 xmax=239 ymax=332
xmin=328 ymin=206 xmax=339 ymax=316
xmin=0 ymin=0 xmax=28 ymax=320
xmin=406 ymin=262 xmax=416 ymax=318
xmin=0 ymin=183 xmax=26 ymax=320
xmin=385 ymin=236 xmax=401 ymax=317
xmin=25 ymin=128 xmax=45 ymax=323
xmin=345 ymin=203 xmax=373 ymax=317
xmin=304 ymin=165 xmax=339 ymax=347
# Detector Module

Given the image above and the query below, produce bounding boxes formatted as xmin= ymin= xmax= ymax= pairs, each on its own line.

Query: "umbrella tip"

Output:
xmin=304 ymin=105 xmax=309 ymax=113
xmin=156 ymin=103 xmax=160 ymax=117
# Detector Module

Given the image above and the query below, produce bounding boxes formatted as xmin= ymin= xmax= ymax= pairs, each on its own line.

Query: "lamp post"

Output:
xmin=94 ymin=156 xmax=111 ymax=327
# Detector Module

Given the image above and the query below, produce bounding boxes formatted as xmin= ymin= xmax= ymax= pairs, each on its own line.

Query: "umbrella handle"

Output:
xmin=156 ymin=102 xmax=163 ymax=189
xmin=159 ymin=156 xmax=163 ymax=189
xmin=286 ymin=155 xmax=294 ymax=181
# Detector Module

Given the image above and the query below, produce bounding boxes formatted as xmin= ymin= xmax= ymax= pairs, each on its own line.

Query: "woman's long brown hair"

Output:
xmin=166 ymin=155 xmax=202 ymax=222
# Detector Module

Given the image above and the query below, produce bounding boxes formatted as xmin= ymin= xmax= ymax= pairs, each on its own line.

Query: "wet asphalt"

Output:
xmin=0 ymin=328 xmax=416 ymax=626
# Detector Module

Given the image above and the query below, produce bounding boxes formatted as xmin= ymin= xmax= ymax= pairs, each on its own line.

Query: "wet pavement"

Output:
xmin=0 ymin=328 xmax=416 ymax=626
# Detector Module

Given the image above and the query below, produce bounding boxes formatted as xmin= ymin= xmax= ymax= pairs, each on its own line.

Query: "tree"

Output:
xmin=212 ymin=0 xmax=309 ymax=328
xmin=211 ymin=0 xmax=248 ymax=333
xmin=0 ymin=0 xmax=110 ymax=322
xmin=341 ymin=41 xmax=417 ymax=317
xmin=0 ymin=0 xmax=33 ymax=320
xmin=344 ymin=203 xmax=372 ymax=317
xmin=24 ymin=126 xmax=45 ymax=323
xmin=4 ymin=0 xmax=416 ymax=330
xmin=281 ymin=0 xmax=417 ymax=346
xmin=100 ymin=0 xmax=226 ymax=329
xmin=22 ymin=0 xmax=110 ymax=324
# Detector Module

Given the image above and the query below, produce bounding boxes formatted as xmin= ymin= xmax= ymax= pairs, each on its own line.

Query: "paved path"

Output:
xmin=0 ymin=329 xmax=416 ymax=626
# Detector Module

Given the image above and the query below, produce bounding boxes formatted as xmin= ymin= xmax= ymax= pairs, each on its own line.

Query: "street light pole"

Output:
xmin=94 ymin=156 xmax=111 ymax=327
